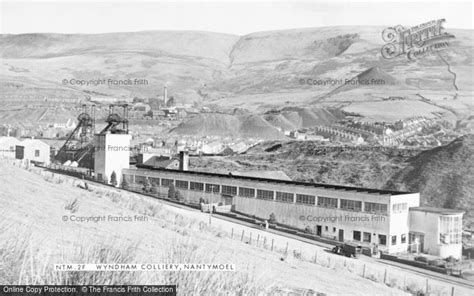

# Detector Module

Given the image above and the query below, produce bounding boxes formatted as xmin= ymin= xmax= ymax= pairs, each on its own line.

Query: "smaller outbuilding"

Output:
xmin=15 ymin=139 xmax=51 ymax=165
xmin=409 ymin=207 xmax=464 ymax=259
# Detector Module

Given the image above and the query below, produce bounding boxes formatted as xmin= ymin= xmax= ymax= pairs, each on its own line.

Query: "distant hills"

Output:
xmin=1 ymin=27 xmax=472 ymax=100
xmin=1 ymin=27 xmax=473 ymax=130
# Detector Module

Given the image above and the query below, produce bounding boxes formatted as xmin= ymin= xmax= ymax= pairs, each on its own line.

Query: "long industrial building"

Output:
xmin=88 ymin=123 xmax=463 ymax=259
xmin=121 ymin=165 xmax=463 ymax=258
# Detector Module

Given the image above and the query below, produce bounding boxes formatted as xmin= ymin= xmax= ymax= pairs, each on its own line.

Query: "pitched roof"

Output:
xmin=18 ymin=139 xmax=50 ymax=148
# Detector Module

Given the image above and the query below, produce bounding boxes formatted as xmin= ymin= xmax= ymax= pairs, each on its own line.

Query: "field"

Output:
xmin=2 ymin=159 xmax=472 ymax=295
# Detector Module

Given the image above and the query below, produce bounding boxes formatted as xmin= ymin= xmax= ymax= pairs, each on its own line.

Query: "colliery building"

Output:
xmin=52 ymin=108 xmax=463 ymax=260
xmin=121 ymin=164 xmax=463 ymax=259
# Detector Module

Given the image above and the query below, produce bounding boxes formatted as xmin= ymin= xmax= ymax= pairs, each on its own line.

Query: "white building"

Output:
xmin=120 ymin=167 xmax=465 ymax=259
xmin=289 ymin=131 xmax=306 ymax=140
xmin=201 ymin=141 xmax=223 ymax=155
xmin=409 ymin=207 xmax=464 ymax=259
xmin=0 ymin=137 xmax=21 ymax=158
xmin=122 ymin=167 xmax=421 ymax=254
xmin=94 ymin=133 xmax=131 ymax=186
xmin=52 ymin=118 xmax=77 ymax=129
xmin=90 ymin=97 xmax=133 ymax=104
xmin=15 ymin=139 xmax=50 ymax=165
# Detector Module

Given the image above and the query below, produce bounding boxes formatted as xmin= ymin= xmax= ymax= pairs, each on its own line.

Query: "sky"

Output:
xmin=1 ymin=0 xmax=472 ymax=35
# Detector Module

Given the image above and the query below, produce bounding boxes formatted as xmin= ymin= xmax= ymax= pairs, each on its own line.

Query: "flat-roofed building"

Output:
xmin=409 ymin=207 xmax=464 ymax=259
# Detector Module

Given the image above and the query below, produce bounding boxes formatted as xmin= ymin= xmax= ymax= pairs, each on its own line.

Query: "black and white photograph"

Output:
xmin=0 ymin=0 xmax=473 ymax=295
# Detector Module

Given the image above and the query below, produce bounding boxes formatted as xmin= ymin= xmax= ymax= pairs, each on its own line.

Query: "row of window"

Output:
xmin=392 ymin=203 xmax=408 ymax=213
xmin=276 ymin=191 xmax=294 ymax=203
xmin=341 ymin=199 xmax=362 ymax=211
xmin=126 ymin=174 xmax=403 ymax=214
xmin=296 ymin=194 xmax=315 ymax=205
xmin=440 ymin=216 xmax=462 ymax=244
xmin=318 ymin=196 xmax=338 ymax=208
xmin=257 ymin=189 xmax=274 ymax=200
xmin=352 ymin=231 xmax=406 ymax=246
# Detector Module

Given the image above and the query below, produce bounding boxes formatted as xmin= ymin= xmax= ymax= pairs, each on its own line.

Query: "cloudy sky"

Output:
xmin=1 ymin=0 xmax=472 ymax=35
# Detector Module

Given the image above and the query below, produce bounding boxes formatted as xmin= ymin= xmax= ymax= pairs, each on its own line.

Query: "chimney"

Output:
xmin=163 ymin=86 xmax=168 ymax=106
xmin=179 ymin=150 xmax=189 ymax=171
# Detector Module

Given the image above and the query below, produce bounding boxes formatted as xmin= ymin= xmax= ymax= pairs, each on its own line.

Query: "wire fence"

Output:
xmin=226 ymin=226 xmax=471 ymax=296
xmin=9 ymin=160 xmax=473 ymax=296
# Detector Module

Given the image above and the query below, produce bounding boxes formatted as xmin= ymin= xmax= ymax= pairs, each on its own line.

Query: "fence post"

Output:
xmin=383 ymin=269 xmax=387 ymax=284
xmin=362 ymin=264 xmax=366 ymax=278
xmin=271 ymin=239 xmax=274 ymax=251
xmin=425 ymin=279 xmax=429 ymax=295
xmin=231 ymin=228 xmax=234 ymax=239
xmin=241 ymin=230 xmax=244 ymax=241
xmin=451 ymin=286 xmax=455 ymax=296
xmin=285 ymin=242 xmax=289 ymax=255
xmin=257 ymin=234 xmax=260 ymax=246
xmin=249 ymin=232 xmax=252 ymax=245
xmin=314 ymin=250 xmax=318 ymax=264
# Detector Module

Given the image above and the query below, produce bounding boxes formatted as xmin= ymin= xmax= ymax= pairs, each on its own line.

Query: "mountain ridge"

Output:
xmin=1 ymin=26 xmax=472 ymax=128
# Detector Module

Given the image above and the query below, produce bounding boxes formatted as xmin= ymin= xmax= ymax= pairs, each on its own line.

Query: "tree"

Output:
xmin=166 ymin=96 xmax=175 ymax=107
xmin=121 ymin=178 xmax=129 ymax=190
xmin=110 ymin=171 xmax=117 ymax=186
xmin=151 ymin=182 xmax=159 ymax=194
xmin=145 ymin=110 xmax=153 ymax=119
xmin=168 ymin=183 xmax=176 ymax=199
xmin=175 ymin=190 xmax=183 ymax=202
xmin=143 ymin=178 xmax=152 ymax=193
xmin=269 ymin=213 xmax=277 ymax=224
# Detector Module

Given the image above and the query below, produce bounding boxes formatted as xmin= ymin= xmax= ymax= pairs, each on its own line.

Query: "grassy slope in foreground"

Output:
xmin=0 ymin=160 xmax=411 ymax=295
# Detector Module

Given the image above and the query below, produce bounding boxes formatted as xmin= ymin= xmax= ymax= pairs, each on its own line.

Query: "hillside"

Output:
xmin=0 ymin=159 xmax=425 ymax=295
xmin=0 ymin=31 xmax=237 ymax=62
xmin=170 ymin=112 xmax=286 ymax=139
xmin=264 ymin=107 xmax=343 ymax=130
xmin=171 ymin=106 xmax=345 ymax=139
xmin=385 ymin=135 xmax=474 ymax=226
xmin=325 ymin=66 xmax=399 ymax=97
xmin=191 ymin=138 xmax=474 ymax=228
xmin=191 ymin=141 xmax=420 ymax=188
xmin=1 ymin=27 xmax=473 ymax=128
xmin=0 ymin=31 xmax=238 ymax=106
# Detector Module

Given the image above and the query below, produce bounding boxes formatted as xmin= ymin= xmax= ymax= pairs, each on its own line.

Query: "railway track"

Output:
xmin=40 ymin=165 xmax=474 ymax=291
